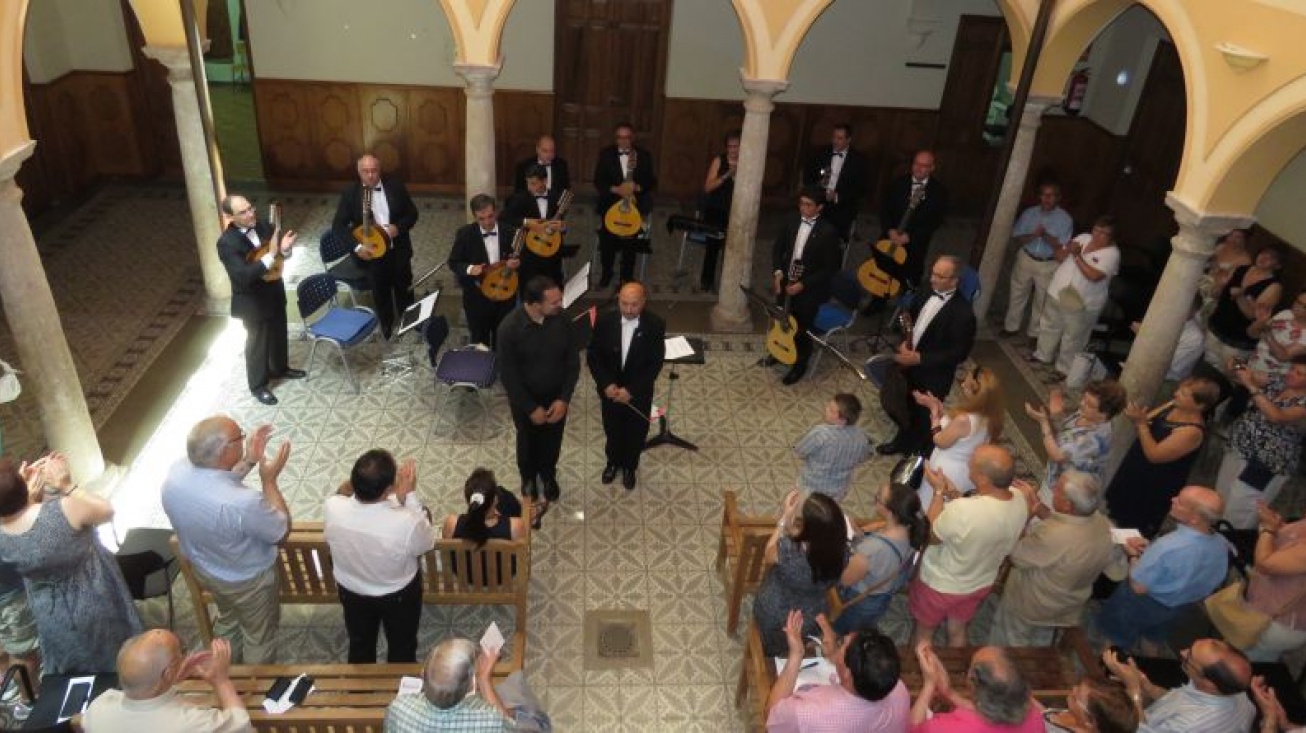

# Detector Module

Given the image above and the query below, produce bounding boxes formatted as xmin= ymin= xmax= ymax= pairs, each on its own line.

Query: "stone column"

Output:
xmin=0 ymin=143 xmax=105 ymax=483
xmin=973 ymin=97 xmax=1057 ymax=319
xmin=144 ymin=46 xmax=230 ymax=312
xmin=455 ymin=63 xmax=501 ymax=213
xmin=711 ymin=77 xmax=789 ymax=332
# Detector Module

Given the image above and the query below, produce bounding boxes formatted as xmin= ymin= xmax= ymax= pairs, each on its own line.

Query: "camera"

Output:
xmin=1231 ymin=358 xmax=1248 ymax=372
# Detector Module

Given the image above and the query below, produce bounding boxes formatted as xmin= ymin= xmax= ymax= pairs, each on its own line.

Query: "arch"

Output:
xmin=0 ymin=2 xmax=31 ymax=157
xmin=437 ymin=0 xmax=516 ymax=66
xmin=992 ymin=0 xmax=1032 ymax=89
xmin=730 ymin=0 xmax=834 ymax=81
xmin=1198 ymin=75 xmax=1306 ymax=214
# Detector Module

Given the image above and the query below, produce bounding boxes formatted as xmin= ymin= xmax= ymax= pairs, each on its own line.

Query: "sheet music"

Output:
xmin=397 ymin=290 xmax=439 ymax=336
xmin=563 ymin=263 xmax=591 ymax=309
xmin=664 ymin=336 xmax=694 ymax=360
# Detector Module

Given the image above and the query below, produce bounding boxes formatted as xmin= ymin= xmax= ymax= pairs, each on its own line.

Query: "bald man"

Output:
xmin=332 ymin=154 xmax=420 ymax=339
xmin=513 ymin=134 xmax=571 ymax=194
xmin=1097 ymin=486 xmax=1230 ymax=652
xmin=911 ymin=644 xmax=1042 ymax=730
xmin=1104 ymin=639 xmax=1254 ymax=733
xmin=879 ymin=149 xmax=949 ymax=288
xmin=82 ymin=632 xmax=251 ymax=732
xmin=587 ymin=282 xmax=665 ymax=490
xmin=385 ymin=638 xmax=512 ymax=731
xmin=217 ymin=194 xmax=303 ymax=406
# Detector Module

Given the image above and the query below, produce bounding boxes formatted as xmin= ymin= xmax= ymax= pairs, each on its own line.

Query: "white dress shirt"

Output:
xmin=323 ymin=493 xmax=435 ymax=596
xmin=790 ymin=219 xmax=816 ymax=273
xmin=618 ymin=150 xmax=631 ymax=178
xmin=482 ymin=230 xmax=500 ymax=265
xmin=537 ymin=160 xmax=553 ymax=191
xmin=827 ymin=150 xmax=846 ymax=190
xmin=620 ymin=316 xmax=639 ymax=368
xmin=535 ymin=195 xmax=549 ymax=219
xmin=370 ymin=185 xmax=391 ymax=227
xmin=913 ymin=289 xmax=955 ymax=349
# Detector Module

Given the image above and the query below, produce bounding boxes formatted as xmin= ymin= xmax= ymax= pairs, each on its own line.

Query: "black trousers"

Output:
xmin=788 ymin=295 xmax=821 ymax=368
xmin=463 ymin=291 xmax=514 ymax=348
xmin=599 ymin=233 xmax=643 ymax=283
xmin=600 ymin=395 xmax=652 ymax=471
xmin=700 ymin=238 xmax=723 ymax=287
xmin=241 ymin=312 xmax=289 ymax=391
xmin=511 ymin=409 xmax=567 ymax=488
xmin=369 ymin=247 xmax=414 ymax=338
xmin=337 ymin=572 xmax=422 ymax=664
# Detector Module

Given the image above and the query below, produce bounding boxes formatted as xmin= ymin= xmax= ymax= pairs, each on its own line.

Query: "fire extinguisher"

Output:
xmin=1064 ymin=68 xmax=1089 ymax=116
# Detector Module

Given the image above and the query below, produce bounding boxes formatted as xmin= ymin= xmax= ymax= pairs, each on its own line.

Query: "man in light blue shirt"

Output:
xmin=1097 ymin=486 xmax=1228 ymax=651
xmin=162 ymin=416 xmax=291 ymax=663
xmin=1002 ymin=183 xmax=1075 ymax=339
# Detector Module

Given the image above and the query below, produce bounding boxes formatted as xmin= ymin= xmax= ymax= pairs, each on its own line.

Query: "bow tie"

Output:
xmin=240 ymin=227 xmax=254 ymax=235
xmin=538 ymin=161 xmax=550 ymax=167
xmin=912 ymin=179 xmax=926 ymax=187
xmin=801 ymin=218 xmax=816 ymax=227
xmin=832 ymin=151 xmax=845 ymax=158
xmin=931 ymin=290 xmax=953 ymax=300
xmin=535 ymin=195 xmax=549 ymax=200
xmin=482 ymin=230 xmax=497 ymax=238
xmin=618 ymin=150 xmax=631 ymax=156
xmin=372 ymin=186 xmax=383 ymax=192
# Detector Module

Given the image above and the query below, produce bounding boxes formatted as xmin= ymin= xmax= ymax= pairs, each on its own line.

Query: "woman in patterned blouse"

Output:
xmin=1217 ymin=357 xmax=1306 ymax=529
xmin=1024 ymin=380 xmax=1127 ymax=501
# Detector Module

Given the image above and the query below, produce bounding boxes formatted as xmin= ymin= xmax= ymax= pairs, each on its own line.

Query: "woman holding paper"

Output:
xmin=1217 ymin=357 xmax=1306 ymax=529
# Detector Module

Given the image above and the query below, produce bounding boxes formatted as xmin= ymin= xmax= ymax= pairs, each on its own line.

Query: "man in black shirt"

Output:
xmin=496 ymin=276 xmax=580 ymax=527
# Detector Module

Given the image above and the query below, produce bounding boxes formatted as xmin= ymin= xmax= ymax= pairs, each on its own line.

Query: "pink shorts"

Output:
xmin=907 ymin=578 xmax=992 ymax=626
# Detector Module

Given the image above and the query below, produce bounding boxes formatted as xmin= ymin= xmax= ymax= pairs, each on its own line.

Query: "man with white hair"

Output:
xmin=991 ymin=471 xmax=1115 ymax=646
xmin=82 ymin=631 xmax=250 ymax=732
xmin=385 ymin=637 xmax=512 ymax=731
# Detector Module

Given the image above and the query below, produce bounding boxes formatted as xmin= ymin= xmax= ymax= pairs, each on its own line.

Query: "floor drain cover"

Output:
xmin=583 ymin=609 xmax=653 ymax=670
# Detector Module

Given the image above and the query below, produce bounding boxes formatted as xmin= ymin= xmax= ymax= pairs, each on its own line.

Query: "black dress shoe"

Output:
xmin=621 ymin=469 xmax=636 ymax=491
xmin=278 ymin=368 xmax=307 ymax=380
xmin=781 ymin=363 xmax=808 ymax=386
xmin=876 ymin=440 xmax=905 ymax=456
xmin=542 ymin=477 xmax=561 ymax=502
xmin=601 ymin=464 xmax=618 ymax=484
xmin=252 ymin=387 xmax=278 ymax=406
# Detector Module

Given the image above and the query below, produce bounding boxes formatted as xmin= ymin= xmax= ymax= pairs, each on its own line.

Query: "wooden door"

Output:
xmin=553 ymin=0 xmax=673 ymax=191
xmin=1107 ymin=41 xmax=1185 ymax=253
xmin=934 ymin=15 xmax=1008 ymax=218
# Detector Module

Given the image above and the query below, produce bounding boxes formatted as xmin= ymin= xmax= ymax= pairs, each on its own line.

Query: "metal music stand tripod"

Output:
xmin=645 ymin=337 xmax=704 ymax=452
xmin=381 ymin=262 xmax=444 ymax=380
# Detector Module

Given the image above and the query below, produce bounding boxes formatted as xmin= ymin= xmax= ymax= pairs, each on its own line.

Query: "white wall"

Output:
xmin=1256 ymin=147 xmax=1306 ymax=249
xmin=24 ymin=0 xmax=134 ymax=83
xmin=246 ymin=0 xmax=553 ymax=90
xmin=1081 ymin=5 xmax=1169 ymax=135
xmin=666 ymin=0 xmax=1004 ymax=107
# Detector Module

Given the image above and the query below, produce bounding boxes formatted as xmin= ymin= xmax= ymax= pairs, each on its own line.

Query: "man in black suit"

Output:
xmin=803 ymin=123 xmax=868 ymax=242
xmin=587 ymin=282 xmax=665 ymax=491
xmin=878 ymin=255 xmax=977 ymax=456
xmin=332 ymin=154 xmax=421 ymax=339
xmin=879 ymin=150 xmax=949 ymax=289
xmin=447 ymin=194 xmax=519 ymax=348
xmin=216 ymin=194 xmax=304 ymax=405
xmin=771 ymin=186 xmax=844 ymax=385
xmin=513 ymin=135 xmax=571 ymax=194
xmin=501 ymin=165 xmax=565 ymax=291
xmin=594 ymin=122 xmax=657 ymax=287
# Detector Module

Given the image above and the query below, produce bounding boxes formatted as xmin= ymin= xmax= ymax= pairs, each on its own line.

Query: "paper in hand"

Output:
xmin=397 ymin=675 xmax=423 ymax=696
xmin=481 ymin=621 xmax=506 ymax=656
xmin=1110 ymin=528 xmax=1143 ymax=544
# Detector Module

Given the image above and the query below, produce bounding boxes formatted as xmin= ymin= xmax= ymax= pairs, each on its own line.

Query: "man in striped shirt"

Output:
xmin=793 ymin=393 xmax=870 ymax=501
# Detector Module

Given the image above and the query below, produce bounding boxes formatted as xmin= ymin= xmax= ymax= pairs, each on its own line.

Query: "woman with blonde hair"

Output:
xmin=914 ymin=365 xmax=1005 ymax=506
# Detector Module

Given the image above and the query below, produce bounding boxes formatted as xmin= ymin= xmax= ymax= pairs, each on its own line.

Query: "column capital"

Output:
xmin=0 ymin=140 xmax=36 ymax=185
xmin=1165 ymin=193 xmax=1256 ymax=258
xmin=454 ymin=61 xmax=503 ymax=95
xmin=740 ymin=74 xmax=789 ymax=114
xmin=143 ymin=44 xmax=208 ymax=82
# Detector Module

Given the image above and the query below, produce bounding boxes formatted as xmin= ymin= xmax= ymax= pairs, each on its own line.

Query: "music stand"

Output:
xmin=646 ymin=336 xmax=703 ymax=452
xmin=381 ymin=278 xmax=442 ymax=379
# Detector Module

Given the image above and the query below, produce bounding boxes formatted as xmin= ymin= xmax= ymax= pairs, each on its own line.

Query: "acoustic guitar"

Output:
xmin=352 ymin=186 xmax=390 ymax=259
xmin=752 ymin=261 xmax=806 ymax=365
xmin=866 ymin=309 xmax=916 ymax=429
xmin=244 ymin=201 xmax=287 ymax=282
xmin=857 ymin=183 xmax=926 ymax=297
xmin=479 ymin=228 xmax=525 ymax=302
xmin=603 ymin=150 xmax=643 ymax=237
xmin=525 ymin=189 xmax=574 ymax=258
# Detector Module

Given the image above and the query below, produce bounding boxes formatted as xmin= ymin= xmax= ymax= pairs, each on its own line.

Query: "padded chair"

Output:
xmin=318 ymin=229 xmax=369 ymax=308
xmin=115 ymin=527 xmax=181 ymax=629
xmin=423 ymin=315 xmax=496 ymax=414
xmin=809 ymin=271 xmax=865 ymax=374
xmin=296 ymin=273 xmax=380 ymax=393
xmin=958 ymin=265 xmax=982 ymax=303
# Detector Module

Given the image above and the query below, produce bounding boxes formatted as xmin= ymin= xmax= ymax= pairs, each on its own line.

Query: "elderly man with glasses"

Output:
xmin=1102 ymin=640 xmax=1254 ymax=733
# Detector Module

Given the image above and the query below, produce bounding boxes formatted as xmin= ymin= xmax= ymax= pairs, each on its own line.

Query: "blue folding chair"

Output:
xmin=296 ymin=273 xmax=379 ymax=393
xmin=810 ymin=271 xmax=866 ymax=373
xmin=318 ymin=229 xmax=369 ymax=307
xmin=959 ymin=265 xmax=982 ymax=303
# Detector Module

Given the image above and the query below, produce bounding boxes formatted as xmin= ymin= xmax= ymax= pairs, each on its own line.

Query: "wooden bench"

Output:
xmin=735 ymin=621 xmax=1098 ymax=732
xmin=715 ymin=491 xmax=776 ymax=635
xmin=173 ymin=513 xmax=531 ymax=677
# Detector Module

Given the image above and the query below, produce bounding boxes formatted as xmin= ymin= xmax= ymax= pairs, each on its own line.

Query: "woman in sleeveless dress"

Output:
xmin=697 ymin=130 xmax=739 ymax=291
xmin=914 ymin=365 xmax=1004 ymax=506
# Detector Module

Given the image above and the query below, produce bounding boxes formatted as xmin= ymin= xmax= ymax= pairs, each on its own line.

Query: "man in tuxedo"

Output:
xmin=216 ymin=194 xmax=304 ymax=405
xmin=771 ymin=186 xmax=844 ymax=386
xmin=332 ymin=154 xmax=421 ymax=339
xmin=513 ymin=134 xmax=570 ymax=194
xmin=594 ymin=122 xmax=657 ymax=287
xmin=587 ymin=282 xmax=665 ymax=491
xmin=879 ymin=150 xmax=949 ymax=289
xmin=447 ymin=194 xmax=519 ymax=348
xmin=501 ymin=165 xmax=565 ymax=290
xmin=878 ymin=255 xmax=977 ymax=456
xmin=803 ymin=123 xmax=868 ymax=242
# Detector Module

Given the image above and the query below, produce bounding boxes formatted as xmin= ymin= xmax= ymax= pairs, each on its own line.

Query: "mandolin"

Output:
xmin=244 ymin=201 xmax=287 ymax=282
xmin=603 ymin=150 xmax=643 ymax=237
xmin=763 ymin=261 xmax=805 ymax=365
xmin=858 ymin=183 xmax=926 ymax=296
xmin=352 ymin=186 xmax=390 ymax=259
xmin=525 ymin=189 xmax=573 ymax=258
xmin=479 ymin=228 xmax=525 ymax=302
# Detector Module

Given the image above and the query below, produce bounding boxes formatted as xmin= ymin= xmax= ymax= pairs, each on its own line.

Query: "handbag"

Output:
xmin=1205 ymin=574 xmax=1306 ymax=650
xmin=0 ymin=360 xmax=19 ymax=404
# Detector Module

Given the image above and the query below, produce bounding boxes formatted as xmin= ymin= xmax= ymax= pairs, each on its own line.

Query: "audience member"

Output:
xmin=0 ymin=454 xmax=139 ymax=675
xmin=1102 ymin=641 xmax=1254 ymax=733
xmin=1127 ymin=294 xmax=1206 ymax=397
xmin=1237 ymin=503 xmax=1306 ymax=662
xmin=1251 ymin=675 xmax=1303 ymax=733
xmin=836 ymin=482 xmax=929 ymax=635
xmin=1097 ymin=486 xmax=1229 ymax=652
xmin=1204 ymin=228 xmax=1254 ymax=302
xmin=698 ymin=129 xmax=739 ymax=291
xmin=766 ymin=610 xmax=910 ymax=732
xmin=1249 ymin=291 xmax=1306 ymax=377
xmin=1025 ymin=380 xmax=1126 ymax=499
xmin=754 ymin=490 xmax=849 ymax=656
xmin=162 ymin=417 xmax=291 ymax=664
xmin=910 ymin=644 xmax=1043 ymax=732
xmin=385 ymin=637 xmax=513 ymax=732
xmin=990 ymin=471 xmax=1114 ymax=646
xmin=1041 ymin=676 xmax=1140 ymax=733
xmin=915 ymin=365 xmax=1004 ymax=506
xmin=82 ymin=633 xmax=250 ymax=733
xmin=442 ymin=468 xmax=527 ymax=544
xmin=1002 ymin=182 xmax=1075 ymax=340
xmin=909 ymin=445 xmax=1027 ymax=648
xmin=1105 ymin=377 xmax=1216 ymax=538
xmin=0 ymin=559 xmax=40 ymax=704
xmin=324 ymin=450 xmax=434 ymax=664
xmin=1205 ymin=244 xmax=1285 ymax=372
xmin=1218 ymin=357 xmax=1306 ymax=529
xmin=793 ymin=393 xmax=870 ymax=502
xmin=1032 ymin=215 xmax=1121 ymax=378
